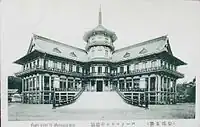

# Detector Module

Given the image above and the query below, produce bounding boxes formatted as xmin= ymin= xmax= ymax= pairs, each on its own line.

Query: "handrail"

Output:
xmin=55 ymin=87 xmax=85 ymax=108
xmin=116 ymin=88 xmax=146 ymax=108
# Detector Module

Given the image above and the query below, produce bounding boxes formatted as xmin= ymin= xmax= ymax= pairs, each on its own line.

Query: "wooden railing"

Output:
xmin=54 ymin=87 xmax=85 ymax=108
xmin=116 ymin=88 xmax=146 ymax=108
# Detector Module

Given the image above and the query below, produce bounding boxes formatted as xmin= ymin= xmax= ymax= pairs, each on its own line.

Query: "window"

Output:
xmin=76 ymin=66 xmax=80 ymax=73
xmin=92 ymin=67 xmax=95 ymax=73
xmin=105 ymin=67 xmax=108 ymax=73
xmin=53 ymin=61 xmax=57 ymax=69
xmin=61 ymin=63 xmax=65 ymax=70
xmin=98 ymin=67 xmax=102 ymax=73
xmin=70 ymin=52 xmax=77 ymax=57
xmin=120 ymin=66 xmax=124 ymax=73
xmin=151 ymin=60 xmax=156 ymax=68
xmin=53 ymin=47 xmax=61 ymax=53
xmin=143 ymin=62 xmax=147 ymax=69
xmin=105 ymin=50 xmax=108 ymax=56
xmin=135 ymin=63 xmax=139 ymax=70
xmin=30 ymin=63 xmax=32 ymax=69
xmin=139 ymin=48 xmax=148 ymax=54
xmin=33 ymin=61 xmax=36 ymax=68
xmin=37 ymin=59 xmax=39 ymax=67
xmin=123 ymin=52 xmax=130 ymax=58
xmin=127 ymin=65 xmax=130 ymax=73
xmin=69 ymin=64 xmax=73 ymax=72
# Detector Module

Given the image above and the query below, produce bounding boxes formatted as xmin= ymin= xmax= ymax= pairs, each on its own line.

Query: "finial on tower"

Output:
xmin=98 ymin=4 xmax=102 ymax=25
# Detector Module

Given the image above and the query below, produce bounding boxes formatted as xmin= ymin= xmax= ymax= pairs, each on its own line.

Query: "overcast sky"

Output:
xmin=2 ymin=0 xmax=200 ymax=83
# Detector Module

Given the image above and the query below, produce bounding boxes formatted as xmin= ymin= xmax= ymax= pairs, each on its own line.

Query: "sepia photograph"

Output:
xmin=1 ymin=0 xmax=200 ymax=127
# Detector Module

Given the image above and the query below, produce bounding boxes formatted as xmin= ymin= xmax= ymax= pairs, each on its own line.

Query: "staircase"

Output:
xmin=58 ymin=92 xmax=141 ymax=110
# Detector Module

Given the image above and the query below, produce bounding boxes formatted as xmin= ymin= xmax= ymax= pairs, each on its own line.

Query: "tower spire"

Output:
xmin=98 ymin=4 xmax=102 ymax=25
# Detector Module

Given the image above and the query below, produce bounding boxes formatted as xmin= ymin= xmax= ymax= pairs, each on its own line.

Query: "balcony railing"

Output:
xmin=87 ymin=72 xmax=111 ymax=77
xmin=15 ymin=66 xmax=184 ymax=78
xmin=112 ymin=66 xmax=184 ymax=78
xmin=15 ymin=66 xmax=83 ymax=77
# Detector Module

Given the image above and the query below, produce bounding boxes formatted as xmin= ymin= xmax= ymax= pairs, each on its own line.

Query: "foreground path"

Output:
xmin=58 ymin=92 xmax=143 ymax=110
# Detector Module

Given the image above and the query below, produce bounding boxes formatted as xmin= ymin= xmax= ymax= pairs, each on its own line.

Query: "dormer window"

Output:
xmin=139 ymin=48 xmax=148 ymax=54
xmin=70 ymin=52 xmax=77 ymax=57
xmin=53 ymin=47 xmax=61 ymax=53
xmin=123 ymin=52 xmax=130 ymax=58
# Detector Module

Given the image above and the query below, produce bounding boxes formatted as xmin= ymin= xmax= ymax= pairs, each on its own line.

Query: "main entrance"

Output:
xmin=96 ymin=81 xmax=103 ymax=92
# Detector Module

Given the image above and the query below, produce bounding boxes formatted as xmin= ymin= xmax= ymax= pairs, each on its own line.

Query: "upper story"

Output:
xmin=14 ymin=6 xmax=186 ymax=78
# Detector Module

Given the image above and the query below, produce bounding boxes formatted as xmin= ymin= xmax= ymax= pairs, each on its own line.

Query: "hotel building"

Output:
xmin=14 ymin=7 xmax=186 ymax=105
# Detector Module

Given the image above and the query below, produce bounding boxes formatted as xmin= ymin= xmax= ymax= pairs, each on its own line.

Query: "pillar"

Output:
xmin=155 ymin=76 xmax=158 ymax=104
xmin=148 ymin=76 xmax=150 ymax=102
xmin=42 ymin=75 xmax=44 ymax=104
xmin=73 ymin=78 xmax=75 ymax=88
xmin=66 ymin=77 xmax=68 ymax=89
xmin=124 ymin=78 xmax=126 ymax=89
xmin=22 ymin=78 xmax=24 ymax=103
xmin=157 ymin=75 xmax=161 ymax=104
xmin=49 ymin=76 xmax=51 ymax=103
xmin=132 ymin=77 xmax=134 ymax=88
xmin=117 ymin=79 xmax=119 ymax=89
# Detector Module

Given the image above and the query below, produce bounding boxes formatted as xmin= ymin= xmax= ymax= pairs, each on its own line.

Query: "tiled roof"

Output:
xmin=111 ymin=35 xmax=170 ymax=62
xmin=30 ymin=34 xmax=88 ymax=62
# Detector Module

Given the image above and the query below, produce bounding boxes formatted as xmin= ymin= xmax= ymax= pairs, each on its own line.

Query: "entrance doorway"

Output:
xmin=96 ymin=81 xmax=103 ymax=92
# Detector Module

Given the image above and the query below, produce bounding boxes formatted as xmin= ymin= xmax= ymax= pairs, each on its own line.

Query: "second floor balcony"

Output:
xmin=15 ymin=66 xmax=84 ymax=77
xmin=112 ymin=66 xmax=184 ymax=78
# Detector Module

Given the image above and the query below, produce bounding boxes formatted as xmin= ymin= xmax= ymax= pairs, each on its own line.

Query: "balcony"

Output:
xmin=86 ymin=72 xmax=111 ymax=77
xmin=15 ymin=66 xmax=83 ymax=77
xmin=112 ymin=66 xmax=184 ymax=78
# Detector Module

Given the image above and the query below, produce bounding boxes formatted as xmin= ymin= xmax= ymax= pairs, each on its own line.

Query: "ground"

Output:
xmin=8 ymin=103 xmax=195 ymax=121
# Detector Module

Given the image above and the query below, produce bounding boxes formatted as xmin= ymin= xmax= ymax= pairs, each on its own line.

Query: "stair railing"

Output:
xmin=115 ymin=88 xmax=146 ymax=108
xmin=54 ymin=87 xmax=85 ymax=108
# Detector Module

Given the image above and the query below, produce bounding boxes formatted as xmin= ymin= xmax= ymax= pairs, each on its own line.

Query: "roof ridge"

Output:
xmin=114 ymin=35 xmax=168 ymax=53
xmin=33 ymin=34 xmax=87 ymax=53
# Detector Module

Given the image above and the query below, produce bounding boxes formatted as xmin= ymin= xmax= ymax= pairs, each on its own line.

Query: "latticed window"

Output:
xmin=105 ymin=67 xmax=108 ymax=73
xmin=92 ymin=67 xmax=95 ymax=73
xmin=53 ymin=61 xmax=57 ymax=69
xmin=69 ymin=64 xmax=73 ymax=72
xmin=120 ymin=66 xmax=124 ymax=73
xmin=61 ymin=62 xmax=65 ymax=70
xmin=76 ymin=66 xmax=80 ymax=73
xmin=98 ymin=66 xmax=102 ymax=73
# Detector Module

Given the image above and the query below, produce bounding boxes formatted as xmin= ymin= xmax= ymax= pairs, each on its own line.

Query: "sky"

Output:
xmin=1 ymin=0 xmax=200 ymax=84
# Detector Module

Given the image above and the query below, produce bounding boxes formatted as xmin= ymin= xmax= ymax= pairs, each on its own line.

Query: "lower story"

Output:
xmin=21 ymin=73 xmax=178 ymax=104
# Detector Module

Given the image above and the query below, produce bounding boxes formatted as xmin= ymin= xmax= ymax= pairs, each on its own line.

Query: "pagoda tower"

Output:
xmin=83 ymin=5 xmax=117 ymax=61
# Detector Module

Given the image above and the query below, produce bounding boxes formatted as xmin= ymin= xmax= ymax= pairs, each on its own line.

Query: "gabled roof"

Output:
xmin=111 ymin=35 xmax=173 ymax=62
xmin=28 ymin=34 xmax=88 ymax=62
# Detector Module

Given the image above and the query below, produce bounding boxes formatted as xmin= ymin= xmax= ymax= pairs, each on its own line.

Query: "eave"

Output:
xmin=14 ymin=50 xmax=45 ymax=65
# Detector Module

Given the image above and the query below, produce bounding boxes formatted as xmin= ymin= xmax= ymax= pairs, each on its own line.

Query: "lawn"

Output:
xmin=8 ymin=103 xmax=195 ymax=121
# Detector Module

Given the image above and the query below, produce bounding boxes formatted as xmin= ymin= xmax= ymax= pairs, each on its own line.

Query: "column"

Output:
xmin=49 ymin=76 xmax=51 ymax=91
xmin=117 ymin=79 xmax=119 ymax=89
xmin=124 ymin=78 xmax=126 ymax=89
xmin=89 ymin=80 xmax=92 ymax=91
xmin=148 ymin=76 xmax=150 ymax=102
xmin=22 ymin=78 xmax=24 ymax=103
xmin=157 ymin=75 xmax=161 ymax=104
xmin=155 ymin=76 xmax=158 ymax=104
xmin=38 ymin=75 xmax=41 ymax=104
xmin=95 ymin=80 xmax=97 ymax=92
xmin=174 ymin=79 xmax=177 ymax=104
xmin=132 ymin=77 xmax=134 ymax=88
xmin=49 ymin=76 xmax=51 ymax=103
xmin=108 ymin=80 xmax=111 ymax=91
xmin=138 ymin=93 xmax=141 ymax=105
xmin=73 ymin=78 xmax=75 ymax=88
xmin=42 ymin=75 xmax=44 ymax=104
xmin=66 ymin=77 xmax=68 ymax=89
